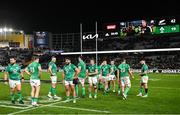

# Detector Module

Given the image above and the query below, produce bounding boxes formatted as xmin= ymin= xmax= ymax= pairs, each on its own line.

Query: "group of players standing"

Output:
xmin=3 ymin=55 xmax=149 ymax=107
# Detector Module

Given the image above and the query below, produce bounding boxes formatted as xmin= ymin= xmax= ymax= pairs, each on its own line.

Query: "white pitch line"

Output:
xmin=48 ymin=105 xmax=110 ymax=113
xmin=0 ymin=105 xmax=31 ymax=109
xmin=8 ymin=98 xmax=77 ymax=115
xmin=0 ymin=101 xmax=32 ymax=109
xmin=0 ymin=97 xmax=62 ymax=111
xmin=25 ymin=96 xmax=62 ymax=103
xmin=0 ymin=101 xmax=31 ymax=106
xmin=61 ymin=48 xmax=180 ymax=55
xmin=134 ymin=78 xmax=161 ymax=81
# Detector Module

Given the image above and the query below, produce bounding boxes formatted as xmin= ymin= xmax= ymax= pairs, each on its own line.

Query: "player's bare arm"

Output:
xmin=38 ymin=66 xmax=42 ymax=78
xmin=74 ymin=68 xmax=79 ymax=79
xmin=20 ymin=71 xmax=24 ymax=82
xmin=25 ymin=67 xmax=31 ymax=76
xmin=48 ymin=66 xmax=53 ymax=75
xmin=128 ymin=69 xmax=134 ymax=79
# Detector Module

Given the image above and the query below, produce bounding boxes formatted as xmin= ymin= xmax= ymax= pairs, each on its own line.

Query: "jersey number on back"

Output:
xmin=30 ymin=67 xmax=35 ymax=73
xmin=120 ymin=68 xmax=125 ymax=73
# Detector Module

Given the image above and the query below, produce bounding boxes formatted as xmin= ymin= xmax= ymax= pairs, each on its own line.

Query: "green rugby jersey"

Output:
xmin=63 ymin=63 xmax=77 ymax=81
xmin=141 ymin=64 xmax=149 ymax=76
xmin=110 ymin=64 xmax=117 ymax=75
xmin=78 ymin=60 xmax=86 ymax=78
xmin=27 ymin=61 xmax=41 ymax=80
xmin=49 ymin=61 xmax=57 ymax=76
xmin=87 ymin=64 xmax=98 ymax=77
xmin=118 ymin=63 xmax=130 ymax=77
xmin=101 ymin=64 xmax=111 ymax=76
xmin=5 ymin=64 xmax=21 ymax=80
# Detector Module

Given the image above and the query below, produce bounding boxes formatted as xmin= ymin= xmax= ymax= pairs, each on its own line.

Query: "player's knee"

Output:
xmin=127 ymin=85 xmax=131 ymax=88
xmin=144 ymin=84 xmax=148 ymax=88
xmin=89 ymin=84 xmax=93 ymax=88
xmin=72 ymin=88 xmax=75 ymax=92
xmin=94 ymin=85 xmax=97 ymax=89
xmin=52 ymin=85 xmax=56 ymax=88
xmin=93 ymin=82 xmax=97 ymax=86
xmin=65 ymin=86 xmax=69 ymax=90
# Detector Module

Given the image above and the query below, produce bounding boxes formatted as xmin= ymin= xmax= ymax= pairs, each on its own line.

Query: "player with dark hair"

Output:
xmin=75 ymin=56 xmax=86 ymax=98
xmin=62 ymin=58 xmax=79 ymax=103
xmin=25 ymin=56 xmax=42 ymax=106
xmin=86 ymin=58 xmax=98 ymax=98
xmin=137 ymin=59 xmax=149 ymax=97
xmin=109 ymin=60 xmax=118 ymax=92
xmin=47 ymin=56 xmax=61 ymax=99
xmin=117 ymin=59 xmax=134 ymax=99
xmin=101 ymin=60 xmax=111 ymax=95
xmin=4 ymin=57 xmax=24 ymax=104
xmin=97 ymin=62 xmax=103 ymax=90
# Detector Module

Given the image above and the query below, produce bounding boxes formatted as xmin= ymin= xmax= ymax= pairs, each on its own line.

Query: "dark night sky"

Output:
xmin=0 ymin=0 xmax=179 ymax=34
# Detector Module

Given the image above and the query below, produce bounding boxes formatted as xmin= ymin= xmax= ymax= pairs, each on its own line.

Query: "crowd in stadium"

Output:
xmin=0 ymin=48 xmax=180 ymax=70
xmin=0 ymin=34 xmax=180 ymax=70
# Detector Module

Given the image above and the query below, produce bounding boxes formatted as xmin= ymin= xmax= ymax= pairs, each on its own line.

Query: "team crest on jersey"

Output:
xmin=65 ymin=66 xmax=70 ymax=72
xmin=13 ymin=69 xmax=17 ymax=72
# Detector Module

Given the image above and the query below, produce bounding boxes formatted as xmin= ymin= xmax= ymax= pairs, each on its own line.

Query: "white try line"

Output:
xmin=61 ymin=48 xmax=180 ymax=55
xmin=8 ymin=98 xmax=78 ymax=115
xmin=47 ymin=105 xmax=110 ymax=113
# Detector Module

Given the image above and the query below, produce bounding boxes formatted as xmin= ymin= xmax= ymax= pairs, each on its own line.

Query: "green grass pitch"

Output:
xmin=0 ymin=72 xmax=180 ymax=114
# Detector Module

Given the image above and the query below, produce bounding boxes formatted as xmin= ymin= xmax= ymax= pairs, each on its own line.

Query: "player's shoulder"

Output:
xmin=80 ymin=60 xmax=85 ymax=64
xmin=34 ymin=61 xmax=40 ymax=66
xmin=63 ymin=64 xmax=66 ymax=68
xmin=48 ymin=61 xmax=54 ymax=66
xmin=114 ymin=65 xmax=117 ymax=68
xmin=143 ymin=64 xmax=148 ymax=67
xmin=38 ymin=62 xmax=41 ymax=66
xmin=144 ymin=64 xmax=149 ymax=68
xmin=30 ymin=61 xmax=39 ymax=66
xmin=6 ymin=64 xmax=11 ymax=70
xmin=126 ymin=63 xmax=130 ymax=67
xmin=78 ymin=62 xmax=82 ymax=66
xmin=7 ymin=64 xmax=11 ymax=67
xmin=71 ymin=63 xmax=77 ymax=67
xmin=49 ymin=61 xmax=52 ymax=64
xmin=119 ymin=63 xmax=124 ymax=66
xmin=71 ymin=63 xmax=75 ymax=66
xmin=118 ymin=63 xmax=123 ymax=67
xmin=15 ymin=64 xmax=21 ymax=68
